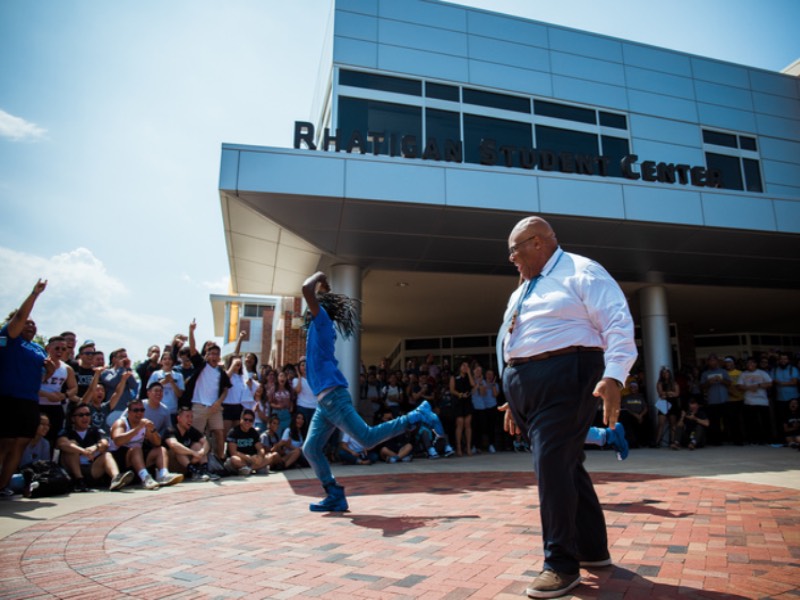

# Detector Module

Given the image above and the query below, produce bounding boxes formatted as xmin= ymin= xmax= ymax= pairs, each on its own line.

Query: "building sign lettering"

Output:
xmin=294 ymin=121 xmax=721 ymax=189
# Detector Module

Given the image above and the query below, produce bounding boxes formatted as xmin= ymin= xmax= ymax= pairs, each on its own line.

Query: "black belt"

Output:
xmin=507 ymin=346 xmax=603 ymax=367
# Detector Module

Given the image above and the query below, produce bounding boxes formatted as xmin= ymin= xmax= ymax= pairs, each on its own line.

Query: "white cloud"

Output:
xmin=201 ymin=275 xmax=230 ymax=293
xmin=0 ymin=246 xmax=173 ymax=359
xmin=181 ymin=272 xmax=230 ymax=294
xmin=0 ymin=109 xmax=47 ymax=141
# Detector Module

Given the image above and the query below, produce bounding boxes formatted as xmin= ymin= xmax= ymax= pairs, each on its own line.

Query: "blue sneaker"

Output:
xmin=309 ymin=482 xmax=348 ymax=512
xmin=414 ymin=401 xmax=445 ymax=437
xmin=606 ymin=423 xmax=629 ymax=460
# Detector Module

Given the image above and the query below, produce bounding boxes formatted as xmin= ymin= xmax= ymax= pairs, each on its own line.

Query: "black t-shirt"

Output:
xmin=226 ymin=426 xmax=260 ymax=456
xmin=59 ymin=426 xmax=107 ymax=448
xmin=75 ymin=365 xmax=96 ymax=397
xmin=621 ymin=394 xmax=647 ymax=416
xmin=165 ymin=425 xmax=204 ymax=448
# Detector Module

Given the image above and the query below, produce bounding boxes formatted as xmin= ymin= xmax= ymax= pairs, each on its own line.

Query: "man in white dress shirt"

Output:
xmin=497 ymin=216 xmax=637 ymax=599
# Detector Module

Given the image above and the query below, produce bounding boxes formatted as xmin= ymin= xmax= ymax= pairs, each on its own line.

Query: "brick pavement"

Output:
xmin=1 ymin=469 xmax=799 ymax=599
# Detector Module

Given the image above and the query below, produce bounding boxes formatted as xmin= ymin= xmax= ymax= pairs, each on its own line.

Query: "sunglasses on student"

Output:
xmin=129 ymin=408 xmax=145 ymax=413
xmin=241 ymin=418 xmax=254 ymax=423
xmin=74 ymin=412 xmax=91 ymax=417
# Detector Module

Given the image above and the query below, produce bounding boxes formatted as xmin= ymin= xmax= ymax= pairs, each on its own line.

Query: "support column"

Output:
xmin=222 ymin=302 xmax=231 ymax=345
xmin=639 ymin=283 xmax=672 ymax=431
xmin=331 ymin=264 xmax=362 ymax=404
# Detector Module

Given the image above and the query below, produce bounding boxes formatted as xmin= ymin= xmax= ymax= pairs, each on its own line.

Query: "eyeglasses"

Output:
xmin=129 ymin=408 xmax=145 ymax=413
xmin=74 ymin=412 xmax=91 ymax=417
xmin=241 ymin=418 xmax=254 ymax=423
xmin=508 ymin=235 xmax=536 ymax=256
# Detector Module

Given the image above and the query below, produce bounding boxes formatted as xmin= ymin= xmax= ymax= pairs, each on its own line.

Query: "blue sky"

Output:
xmin=1 ymin=0 xmax=797 ymax=362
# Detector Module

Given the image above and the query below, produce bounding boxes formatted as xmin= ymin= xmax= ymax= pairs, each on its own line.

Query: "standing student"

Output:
xmin=0 ymin=279 xmax=51 ymax=497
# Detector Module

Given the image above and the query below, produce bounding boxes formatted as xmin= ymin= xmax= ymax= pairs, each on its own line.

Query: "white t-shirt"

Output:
xmin=281 ymin=427 xmax=303 ymax=449
xmin=194 ymin=364 xmax=221 ymax=406
xmin=341 ymin=433 xmax=365 ymax=454
xmin=293 ymin=376 xmax=318 ymax=410
xmin=738 ymin=369 xmax=772 ymax=406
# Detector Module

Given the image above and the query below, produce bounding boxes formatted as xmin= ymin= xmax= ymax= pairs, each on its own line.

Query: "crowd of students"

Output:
xmin=5 ymin=280 xmax=794 ymax=500
xmin=619 ymin=352 xmax=800 ymax=451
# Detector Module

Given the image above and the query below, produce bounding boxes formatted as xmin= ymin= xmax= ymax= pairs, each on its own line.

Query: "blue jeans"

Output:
xmin=303 ymin=386 xmax=412 ymax=486
xmin=275 ymin=408 xmax=291 ymax=437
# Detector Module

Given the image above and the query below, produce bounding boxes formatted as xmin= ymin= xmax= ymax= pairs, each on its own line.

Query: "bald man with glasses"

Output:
xmin=497 ymin=216 xmax=637 ymax=598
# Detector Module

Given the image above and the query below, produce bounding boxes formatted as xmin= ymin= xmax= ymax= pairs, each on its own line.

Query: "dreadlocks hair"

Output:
xmin=315 ymin=291 xmax=361 ymax=340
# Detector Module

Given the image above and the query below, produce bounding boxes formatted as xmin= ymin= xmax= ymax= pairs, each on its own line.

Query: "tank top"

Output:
xmin=39 ymin=362 xmax=68 ymax=405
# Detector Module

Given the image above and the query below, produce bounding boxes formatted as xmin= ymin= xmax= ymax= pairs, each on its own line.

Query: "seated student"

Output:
xmin=783 ymin=398 xmax=800 ymax=448
xmin=21 ymin=413 xmax=52 ymax=464
xmin=110 ymin=398 xmax=183 ymax=489
xmin=338 ymin=432 xmax=378 ymax=465
xmin=138 ymin=381 xmax=171 ymax=436
xmin=164 ymin=406 xmax=219 ymax=481
xmin=671 ymin=398 xmax=710 ymax=450
xmin=8 ymin=413 xmax=53 ymax=495
xmin=224 ymin=408 xmax=273 ymax=476
xmin=260 ymin=415 xmax=301 ymax=470
xmin=375 ymin=409 xmax=414 ymax=463
xmin=412 ymin=420 xmax=455 ymax=459
xmin=58 ymin=402 xmax=134 ymax=492
xmin=280 ymin=411 xmax=310 ymax=468
xmin=82 ymin=367 xmax=127 ymax=431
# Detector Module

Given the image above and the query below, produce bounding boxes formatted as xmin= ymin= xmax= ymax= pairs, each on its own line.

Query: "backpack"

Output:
xmin=21 ymin=460 xmax=72 ymax=498
xmin=206 ymin=453 xmax=230 ymax=477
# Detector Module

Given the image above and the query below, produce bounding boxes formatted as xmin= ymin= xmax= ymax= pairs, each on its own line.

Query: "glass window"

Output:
xmin=339 ymin=69 xmax=421 ymax=96
xmin=536 ymin=125 xmax=599 ymax=157
xmin=601 ymin=136 xmax=630 ymax=178
xmin=405 ymin=338 xmax=440 ymax=351
xmin=338 ymin=97 xmax=422 ymax=153
xmin=739 ymin=136 xmax=757 ymax=151
xmin=463 ymin=88 xmax=530 ymax=113
xmin=244 ymin=304 xmax=269 ymax=317
xmin=742 ymin=158 xmax=763 ymax=192
xmin=426 ymin=82 xmax=459 ymax=101
xmin=599 ymin=111 xmax=627 ymax=129
xmin=452 ymin=336 xmax=489 ymax=349
xmin=702 ymin=129 xmax=737 ymax=148
xmin=426 ymin=109 xmax=461 ymax=160
xmin=463 ymin=114 xmax=532 ymax=165
xmin=534 ymin=100 xmax=595 ymax=124
xmin=705 ymin=152 xmax=743 ymax=190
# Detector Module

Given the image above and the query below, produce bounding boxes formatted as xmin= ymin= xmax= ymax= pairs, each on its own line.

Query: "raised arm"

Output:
xmin=79 ymin=367 xmax=104 ymax=404
xmin=106 ymin=371 xmax=133 ymax=412
xmin=7 ymin=279 xmax=47 ymax=339
xmin=188 ymin=319 xmax=198 ymax=356
xmin=302 ymin=271 xmax=330 ymax=317
xmin=233 ymin=330 xmax=246 ymax=356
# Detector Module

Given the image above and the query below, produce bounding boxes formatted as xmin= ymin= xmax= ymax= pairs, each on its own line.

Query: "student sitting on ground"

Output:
xmin=58 ymin=402 xmax=134 ymax=492
xmin=337 ymin=432 xmax=378 ymax=465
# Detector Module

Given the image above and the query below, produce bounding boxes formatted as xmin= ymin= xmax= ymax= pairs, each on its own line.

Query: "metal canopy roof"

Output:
xmin=221 ymin=186 xmax=800 ymax=361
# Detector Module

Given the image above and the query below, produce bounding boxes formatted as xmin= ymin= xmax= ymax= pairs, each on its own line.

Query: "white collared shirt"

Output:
xmin=502 ymin=247 xmax=637 ymax=385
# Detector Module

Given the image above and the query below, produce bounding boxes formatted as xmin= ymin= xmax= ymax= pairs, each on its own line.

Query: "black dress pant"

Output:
xmin=503 ymin=351 xmax=607 ymax=575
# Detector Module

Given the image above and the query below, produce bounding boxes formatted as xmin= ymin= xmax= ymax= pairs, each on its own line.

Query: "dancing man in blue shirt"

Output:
xmin=301 ymin=271 xmax=442 ymax=512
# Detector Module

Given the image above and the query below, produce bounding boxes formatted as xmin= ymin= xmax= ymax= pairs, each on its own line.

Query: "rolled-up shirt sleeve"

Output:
xmin=578 ymin=261 xmax=637 ymax=385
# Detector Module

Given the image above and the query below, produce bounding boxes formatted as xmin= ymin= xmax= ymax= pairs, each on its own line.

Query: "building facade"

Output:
xmin=218 ymin=0 xmax=800 ymax=403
